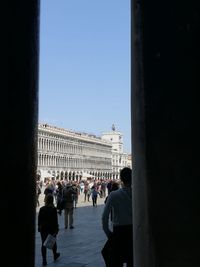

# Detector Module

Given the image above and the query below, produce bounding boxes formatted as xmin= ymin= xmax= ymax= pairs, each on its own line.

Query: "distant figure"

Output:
xmin=102 ymin=167 xmax=133 ymax=267
xmin=43 ymin=181 xmax=55 ymax=203
xmin=36 ymin=181 xmax=42 ymax=207
xmin=79 ymin=180 xmax=84 ymax=193
xmin=38 ymin=194 xmax=60 ymax=266
xmin=100 ymin=180 xmax=107 ymax=198
xmin=62 ymin=183 xmax=77 ymax=229
xmin=71 ymin=182 xmax=79 ymax=209
xmin=91 ymin=186 xmax=101 ymax=206
xmin=106 ymin=180 xmax=113 ymax=195
xmin=55 ymin=181 xmax=64 ymax=215
xmin=83 ymin=182 xmax=91 ymax=202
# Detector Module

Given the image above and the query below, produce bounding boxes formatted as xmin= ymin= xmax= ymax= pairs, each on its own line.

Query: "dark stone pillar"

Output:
xmin=131 ymin=1 xmax=200 ymax=266
xmin=1 ymin=1 xmax=39 ymax=266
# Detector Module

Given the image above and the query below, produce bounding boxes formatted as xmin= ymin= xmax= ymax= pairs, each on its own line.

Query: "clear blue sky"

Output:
xmin=39 ymin=0 xmax=131 ymax=153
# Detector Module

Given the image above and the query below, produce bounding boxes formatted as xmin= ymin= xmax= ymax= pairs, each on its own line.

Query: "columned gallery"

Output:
xmin=37 ymin=123 xmax=131 ymax=181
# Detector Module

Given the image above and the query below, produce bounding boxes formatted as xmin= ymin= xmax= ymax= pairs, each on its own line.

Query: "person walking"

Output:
xmin=55 ymin=181 xmax=64 ymax=215
xmin=71 ymin=182 xmax=79 ymax=208
xmin=36 ymin=181 xmax=42 ymax=207
xmin=63 ymin=183 xmax=77 ymax=229
xmin=38 ymin=194 xmax=60 ymax=266
xmin=43 ymin=181 xmax=55 ymax=203
xmin=91 ymin=186 xmax=101 ymax=207
xmin=83 ymin=181 xmax=90 ymax=202
xmin=102 ymin=167 xmax=133 ymax=267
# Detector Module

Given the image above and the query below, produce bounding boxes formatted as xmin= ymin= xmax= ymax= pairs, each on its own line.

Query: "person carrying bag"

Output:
xmin=38 ymin=193 xmax=60 ymax=266
xmin=43 ymin=233 xmax=57 ymax=250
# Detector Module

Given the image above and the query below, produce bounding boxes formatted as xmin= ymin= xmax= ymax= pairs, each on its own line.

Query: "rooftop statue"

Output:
xmin=112 ymin=124 xmax=116 ymax=131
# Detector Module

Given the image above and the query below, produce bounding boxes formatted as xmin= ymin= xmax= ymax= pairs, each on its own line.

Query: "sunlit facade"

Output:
xmin=101 ymin=125 xmax=130 ymax=179
xmin=37 ymin=123 xmax=131 ymax=181
xmin=37 ymin=123 xmax=112 ymax=181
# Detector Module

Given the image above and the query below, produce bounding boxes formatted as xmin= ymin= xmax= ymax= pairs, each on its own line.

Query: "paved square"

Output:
xmin=35 ymin=192 xmax=107 ymax=267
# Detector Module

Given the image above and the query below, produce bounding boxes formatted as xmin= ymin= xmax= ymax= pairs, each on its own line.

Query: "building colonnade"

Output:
xmin=37 ymin=123 xmax=113 ymax=181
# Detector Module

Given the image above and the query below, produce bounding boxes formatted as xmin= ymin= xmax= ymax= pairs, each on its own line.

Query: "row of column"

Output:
xmin=38 ymin=136 xmax=111 ymax=158
xmin=37 ymin=153 xmax=111 ymax=170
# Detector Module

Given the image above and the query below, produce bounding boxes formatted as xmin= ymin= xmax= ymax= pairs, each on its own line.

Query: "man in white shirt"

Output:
xmin=102 ymin=167 xmax=133 ymax=267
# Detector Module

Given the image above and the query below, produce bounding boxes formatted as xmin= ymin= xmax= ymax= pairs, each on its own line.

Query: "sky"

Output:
xmin=39 ymin=0 xmax=131 ymax=153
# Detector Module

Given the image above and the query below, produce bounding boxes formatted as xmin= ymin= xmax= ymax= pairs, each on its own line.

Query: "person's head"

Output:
xmin=57 ymin=181 xmax=62 ymax=187
xmin=111 ymin=181 xmax=120 ymax=191
xmin=120 ymin=167 xmax=132 ymax=186
xmin=45 ymin=193 xmax=54 ymax=206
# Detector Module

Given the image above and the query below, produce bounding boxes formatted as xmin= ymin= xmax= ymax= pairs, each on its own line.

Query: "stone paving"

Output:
xmin=35 ymin=191 xmax=108 ymax=267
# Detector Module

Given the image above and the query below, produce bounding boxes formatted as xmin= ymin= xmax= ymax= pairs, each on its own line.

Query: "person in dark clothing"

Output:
xmin=38 ymin=194 xmax=60 ymax=266
xmin=91 ymin=186 xmax=101 ymax=206
xmin=55 ymin=181 xmax=64 ymax=215
xmin=106 ymin=180 xmax=113 ymax=195
xmin=63 ymin=183 xmax=77 ymax=229
xmin=43 ymin=182 xmax=54 ymax=203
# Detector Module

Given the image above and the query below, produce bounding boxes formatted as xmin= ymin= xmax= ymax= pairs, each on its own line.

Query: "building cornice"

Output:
xmin=38 ymin=123 xmax=112 ymax=147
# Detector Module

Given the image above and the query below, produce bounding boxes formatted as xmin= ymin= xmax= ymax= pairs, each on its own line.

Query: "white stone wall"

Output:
xmin=37 ymin=123 xmax=112 ymax=181
xmin=102 ymin=129 xmax=130 ymax=179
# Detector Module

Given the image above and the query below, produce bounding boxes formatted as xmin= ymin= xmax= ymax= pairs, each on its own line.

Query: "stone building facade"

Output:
xmin=101 ymin=125 xmax=130 ymax=179
xmin=37 ymin=123 xmax=113 ymax=181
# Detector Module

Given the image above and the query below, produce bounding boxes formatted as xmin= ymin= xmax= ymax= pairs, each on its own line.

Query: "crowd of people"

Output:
xmin=37 ymin=168 xmax=133 ymax=267
xmin=36 ymin=177 xmax=115 ymax=209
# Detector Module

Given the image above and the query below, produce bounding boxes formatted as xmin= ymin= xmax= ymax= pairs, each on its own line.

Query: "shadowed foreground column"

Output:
xmin=1 ymin=1 xmax=39 ymax=266
xmin=131 ymin=1 xmax=200 ymax=267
